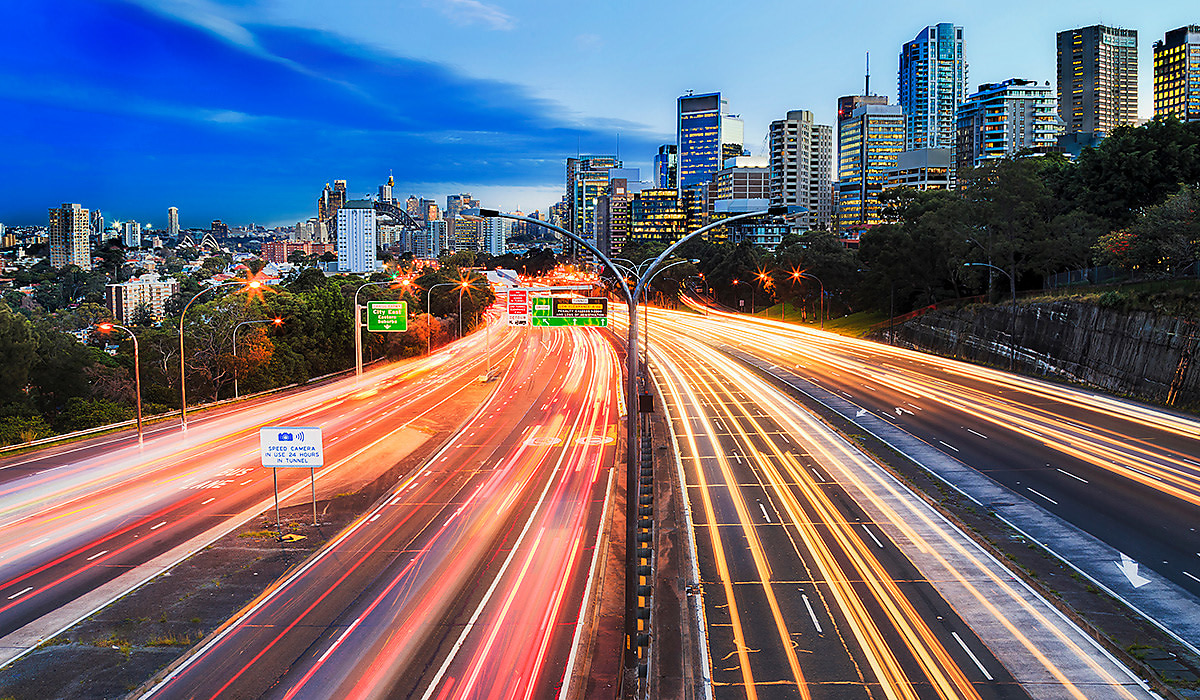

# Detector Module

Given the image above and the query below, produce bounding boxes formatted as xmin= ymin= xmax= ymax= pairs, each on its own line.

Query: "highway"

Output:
xmin=0 ymin=324 xmax=517 ymax=666
xmin=137 ymin=324 xmax=621 ymax=700
xmin=645 ymin=318 xmax=1159 ymax=699
xmin=657 ymin=303 xmax=1200 ymax=639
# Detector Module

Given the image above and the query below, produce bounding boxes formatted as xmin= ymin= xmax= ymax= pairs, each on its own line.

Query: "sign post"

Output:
xmin=260 ymin=426 xmax=325 ymax=531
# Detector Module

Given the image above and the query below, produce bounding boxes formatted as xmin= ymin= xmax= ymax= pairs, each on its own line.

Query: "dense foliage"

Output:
xmin=0 ymin=264 xmax=497 ymax=446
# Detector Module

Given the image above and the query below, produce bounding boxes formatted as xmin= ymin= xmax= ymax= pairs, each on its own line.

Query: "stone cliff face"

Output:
xmin=878 ymin=301 xmax=1200 ymax=408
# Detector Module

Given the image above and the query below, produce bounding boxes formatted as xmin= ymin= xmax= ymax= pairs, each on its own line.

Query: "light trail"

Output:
xmin=0 ymin=324 xmax=523 ymax=654
xmin=140 ymin=325 xmax=621 ymax=700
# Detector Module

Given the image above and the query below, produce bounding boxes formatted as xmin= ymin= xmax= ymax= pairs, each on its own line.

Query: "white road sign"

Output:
xmin=260 ymin=426 xmax=324 ymax=467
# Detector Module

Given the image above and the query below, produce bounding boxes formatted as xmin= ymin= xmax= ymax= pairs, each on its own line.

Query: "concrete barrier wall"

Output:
xmin=878 ymin=301 xmax=1200 ymax=409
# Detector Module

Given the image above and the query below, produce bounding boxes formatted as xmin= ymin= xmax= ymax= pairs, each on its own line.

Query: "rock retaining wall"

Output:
xmin=877 ymin=301 xmax=1200 ymax=408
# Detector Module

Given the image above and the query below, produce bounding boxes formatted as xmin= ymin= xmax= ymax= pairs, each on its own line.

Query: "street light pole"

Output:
xmin=425 ymin=282 xmax=458 ymax=355
xmin=354 ymin=279 xmax=403 ymax=383
xmin=179 ymin=280 xmax=261 ymax=434
xmin=232 ymin=317 xmax=283 ymax=398
xmin=792 ymin=271 xmax=825 ymax=330
xmin=964 ymin=262 xmax=1016 ymax=371
xmin=97 ymin=323 xmax=142 ymax=449
xmin=462 ymin=207 xmax=643 ymax=684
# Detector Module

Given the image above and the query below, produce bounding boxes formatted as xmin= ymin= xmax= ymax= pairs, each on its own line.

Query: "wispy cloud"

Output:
xmin=428 ymin=0 xmax=515 ymax=31
xmin=0 ymin=0 xmax=656 ymax=225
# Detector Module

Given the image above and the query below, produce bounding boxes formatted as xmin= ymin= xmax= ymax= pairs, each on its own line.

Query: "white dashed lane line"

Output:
xmin=86 ymin=550 xmax=108 ymax=561
xmin=7 ymin=587 xmax=33 ymax=600
xmin=1027 ymin=488 xmax=1058 ymax=505
xmin=1057 ymin=468 xmax=1089 ymax=484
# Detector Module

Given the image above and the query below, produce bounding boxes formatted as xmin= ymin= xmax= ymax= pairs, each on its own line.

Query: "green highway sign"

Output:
xmin=366 ymin=300 xmax=408 ymax=332
xmin=530 ymin=296 xmax=608 ymax=327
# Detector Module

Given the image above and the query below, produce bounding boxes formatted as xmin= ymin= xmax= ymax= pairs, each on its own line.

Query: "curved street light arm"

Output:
xmin=179 ymin=280 xmax=257 ymax=433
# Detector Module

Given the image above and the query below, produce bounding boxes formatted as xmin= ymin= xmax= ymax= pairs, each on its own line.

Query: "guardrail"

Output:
xmin=0 ymin=363 xmax=364 ymax=455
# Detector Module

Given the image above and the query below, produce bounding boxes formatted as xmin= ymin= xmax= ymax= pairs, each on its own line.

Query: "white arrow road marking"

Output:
xmin=1116 ymin=553 xmax=1152 ymax=588
xmin=855 ymin=408 xmax=868 ymax=418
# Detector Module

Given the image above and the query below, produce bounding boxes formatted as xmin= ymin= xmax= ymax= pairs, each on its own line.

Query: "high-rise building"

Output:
xmin=566 ymin=156 xmax=621 ymax=256
xmin=211 ymin=220 xmax=229 ymax=236
xmin=955 ymin=78 xmax=1059 ymax=171
xmin=167 ymin=207 xmax=180 ymax=239
xmin=1057 ymin=25 xmax=1138 ymax=137
xmin=122 ymin=220 xmax=141 ymax=249
xmin=482 ymin=217 xmax=506 ymax=255
xmin=48 ymin=203 xmax=91 ymax=269
xmin=836 ymin=101 xmax=905 ymax=231
xmin=452 ymin=216 xmax=479 ymax=252
xmin=318 ymin=180 xmax=348 ymax=226
xmin=406 ymin=195 xmax=421 ymax=219
xmin=1154 ymin=26 xmax=1200 ymax=123
xmin=654 ymin=145 xmax=678 ymax=189
xmin=378 ymin=174 xmax=394 ymax=204
xmin=712 ymin=156 xmax=770 ymax=201
xmin=105 ymin=273 xmax=180 ymax=323
xmin=885 ymin=148 xmax=952 ymax=191
xmin=336 ymin=201 xmax=377 ymax=273
xmin=628 ymin=188 xmax=686 ymax=247
xmin=677 ymin=92 xmax=744 ymax=191
xmin=416 ymin=219 xmax=446 ymax=258
xmin=768 ymin=110 xmax=833 ymax=230
xmin=899 ymin=24 xmax=967 ymax=151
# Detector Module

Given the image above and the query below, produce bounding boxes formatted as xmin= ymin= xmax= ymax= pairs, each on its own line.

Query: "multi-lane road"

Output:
xmin=0 ymin=322 xmax=517 ymax=666
xmin=665 ymin=303 xmax=1200 ymax=633
xmin=646 ymin=312 xmax=1160 ymax=699
xmin=137 ymin=324 xmax=622 ymax=699
xmin=3 ymin=290 xmax=1199 ymax=699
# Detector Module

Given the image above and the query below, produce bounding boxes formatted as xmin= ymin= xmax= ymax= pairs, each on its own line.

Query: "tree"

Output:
xmin=1094 ymin=185 xmax=1200 ymax=276
xmin=1068 ymin=117 xmax=1200 ymax=230
xmin=0 ymin=303 xmax=35 ymax=404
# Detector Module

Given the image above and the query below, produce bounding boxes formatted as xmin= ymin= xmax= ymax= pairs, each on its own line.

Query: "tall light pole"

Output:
xmin=425 ymin=282 xmax=458 ymax=355
xmin=964 ymin=262 xmax=1017 ymax=371
xmin=232 ymin=317 xmax=283 ymax=398
xmin=792 ymin=271 xmax=825 ymax=330
xmin=755 ymin=271 xmax=772 ymax=319
xmin=97 ymin=323 xmax=143 ymax=449
xmin=465 ymin=204 xmax=786 ymax=689
xmin=179 ymin=280 xmax=261 ymax=434
xmin=354 ymin=278 xmax=407 ymax=382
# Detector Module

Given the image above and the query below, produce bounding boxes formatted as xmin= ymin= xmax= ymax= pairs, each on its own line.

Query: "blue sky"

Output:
xmin=1 ymin=0 xmax=1195 ymax=228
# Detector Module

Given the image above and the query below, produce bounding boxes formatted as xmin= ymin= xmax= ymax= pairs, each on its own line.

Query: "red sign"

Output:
xmin=508 ymin=289 xmax=529 ymax=316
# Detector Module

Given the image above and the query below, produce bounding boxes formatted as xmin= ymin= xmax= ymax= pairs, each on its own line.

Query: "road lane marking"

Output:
xmin=150 ymin=522 xmax=166 ymax=530
xmin=801 ymin=593 xmax=823 ymax=634
xmin=201 ymin=497 xmax=216 ymax=505
xmin=1027 ymin=488 xmax=1058 ymax=505
xmin=1183 ymin=571 xmax=1200 ymax=584
xmin=861 ymin=524 xmax=885 ymax=549
xmin=758 ymin=503 xmax=771 ymax=522
xmin=966 ymin=428 xmax=988 ymax=439
xmin=27 ymin=538 xmax=49 ymax=549
xmin=938 ymin=441 xmax=959 ymax=452
xmin=1056 ymin=468 xmax=1089 ymax=484
xmin=951 ymin=631 xmax=993 ymax=680
xmin=6 ymin=587 xmax=33 ymax=600
xmin=1185 ymin=458 xmax=1200 ymax=467
xmin=241 ymin=480 xmax=253 ymax=486
xmin=86 ymin=550 xmax=108 ymax=561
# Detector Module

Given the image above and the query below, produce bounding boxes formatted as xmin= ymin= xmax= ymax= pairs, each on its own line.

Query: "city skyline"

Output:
xmin=1 ymin=0 xmax=1195 ymax=227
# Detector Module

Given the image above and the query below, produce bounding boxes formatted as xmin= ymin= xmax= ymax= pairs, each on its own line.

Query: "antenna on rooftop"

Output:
xmin=865 ymin=51 xmax=871 ymax=96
